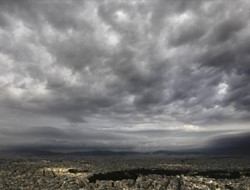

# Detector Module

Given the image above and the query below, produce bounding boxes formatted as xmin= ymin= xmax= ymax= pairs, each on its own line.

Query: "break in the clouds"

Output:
xmin=0 ymin=0 xmax=250 ymax=152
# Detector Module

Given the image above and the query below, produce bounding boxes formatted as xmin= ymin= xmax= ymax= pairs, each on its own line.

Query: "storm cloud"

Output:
xmin=204 ymin=132 xmax=250 ymax=155
xmin=0 ymin=0 xmax=250 ymax=152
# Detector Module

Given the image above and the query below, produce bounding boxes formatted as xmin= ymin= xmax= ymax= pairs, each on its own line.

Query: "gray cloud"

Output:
xmin=0 ymin=0 xmax=250 ymax=151
xmin=203 ymin=132 xmax=250 ymax=155
xmin=0 ymin=126 xmax=133 ymax=151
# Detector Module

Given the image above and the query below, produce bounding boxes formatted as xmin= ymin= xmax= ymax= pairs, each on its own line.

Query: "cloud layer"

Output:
xmin=0 ymin=0 xmax=250 ymax=151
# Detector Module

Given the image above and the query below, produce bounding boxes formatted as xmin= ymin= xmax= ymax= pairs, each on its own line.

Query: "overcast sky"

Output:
xmin=0 ymin=0 xmax=250 ymax=152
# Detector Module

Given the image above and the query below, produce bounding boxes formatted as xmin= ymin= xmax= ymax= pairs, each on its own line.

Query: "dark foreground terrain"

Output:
xmin=0 ymin=154 xmax=250 ymax=190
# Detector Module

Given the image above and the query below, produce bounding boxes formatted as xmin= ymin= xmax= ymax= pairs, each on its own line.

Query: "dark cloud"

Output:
xmin=203 ymin=132 xmax=250 ymax=155
xmin=0 ymin=0 xmax=250 ymax=152
xmin=213 ymin=18 xmax=245 ymax=43
xmin=0 ymin=126 xmax=135 ymax=151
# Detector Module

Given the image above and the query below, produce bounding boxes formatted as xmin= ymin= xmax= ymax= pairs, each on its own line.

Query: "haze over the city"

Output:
xmin=0 ymin=0 xmax=250 ymax=153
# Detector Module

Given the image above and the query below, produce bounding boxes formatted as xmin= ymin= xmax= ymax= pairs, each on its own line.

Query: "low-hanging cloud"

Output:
xmin=203 ymin=132 xmax=250 ymax=155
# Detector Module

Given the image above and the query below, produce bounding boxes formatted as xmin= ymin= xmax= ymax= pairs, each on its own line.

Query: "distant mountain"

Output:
xmin=0 ymin=149 xmax=204 ymax=157
xmin=150 ymin=150 xmax=205 ymax=155
xmin=66 ymin=150 xmax=141 ymax=156
xmin=0 ymin=149 xmax=142 ymax=157
xmin=0 ymin=149 xmax=62 ymax=157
